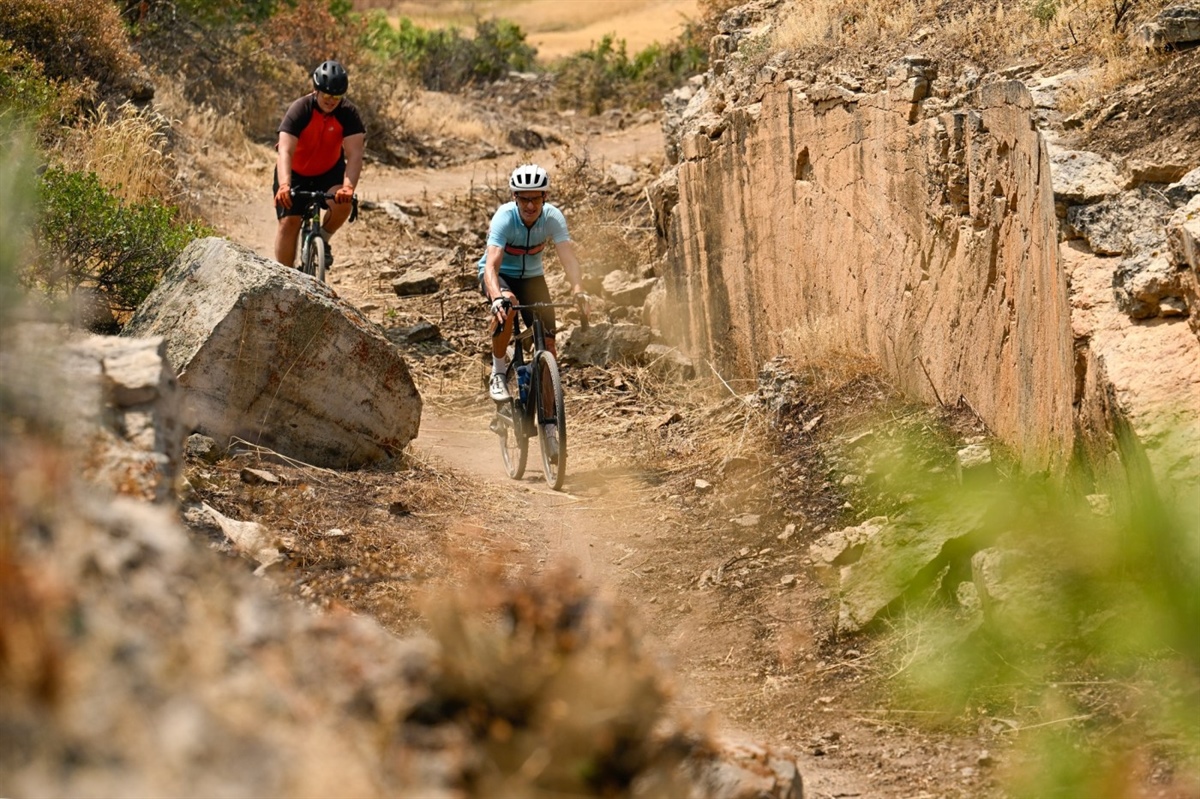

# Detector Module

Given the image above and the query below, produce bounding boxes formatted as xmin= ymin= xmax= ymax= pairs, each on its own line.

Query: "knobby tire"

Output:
xmin=534 ymin=351 xmax=566 ymax=490
xmin=311 ymin=235 xmax=328 ymax=283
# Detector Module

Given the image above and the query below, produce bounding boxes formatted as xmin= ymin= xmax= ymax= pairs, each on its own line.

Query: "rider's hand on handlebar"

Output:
xmin=274 ymin=184 xmax=292 ymax=210
xmin=490 ymin=297 xmax=511 ymax=324
xmin=573 ymin=290 xmax=591 ymax=330
xmin=334 ymin=185 xmax=354 ymax=204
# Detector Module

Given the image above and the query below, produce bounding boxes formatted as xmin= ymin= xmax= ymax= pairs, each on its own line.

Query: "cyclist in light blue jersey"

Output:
xmin=480 ymin=164 xmax=587 ymax=405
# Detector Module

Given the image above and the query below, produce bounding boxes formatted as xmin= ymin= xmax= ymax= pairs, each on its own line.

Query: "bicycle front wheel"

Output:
xmin=497 ymin=368 xmax=528 ymax=479
xmin=306 ymin=235 xmax=328 ymax=283
xmin=533 ymin=351 xmax=566 ymax=490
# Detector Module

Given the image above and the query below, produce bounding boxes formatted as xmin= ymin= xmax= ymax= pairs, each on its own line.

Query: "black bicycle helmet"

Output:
xmin=312 ymin=60 xmax=348 ymax=95
xmin=509 ymin=164 xmax=550 ymax=192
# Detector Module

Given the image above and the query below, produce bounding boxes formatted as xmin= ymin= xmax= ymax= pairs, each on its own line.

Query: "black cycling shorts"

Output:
xmin=480 ymin=274 xmax=555 ymax=335
xmin=273 ymin=159 xmax=346 ymax=219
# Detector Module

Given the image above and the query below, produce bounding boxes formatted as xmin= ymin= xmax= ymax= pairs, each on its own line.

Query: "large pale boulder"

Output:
xmin=123 ymin=237 xmax=421 ymax=468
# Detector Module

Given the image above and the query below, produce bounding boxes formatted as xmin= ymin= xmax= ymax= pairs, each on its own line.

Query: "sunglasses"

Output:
xmin=515 ymin=194 xmax=545 ymax=204
xmin=318 ymin=91 xmax=344 ymax=100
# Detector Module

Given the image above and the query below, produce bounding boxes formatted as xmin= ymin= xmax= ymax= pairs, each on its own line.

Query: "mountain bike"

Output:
xmin=491 ymin=298 xmax=587 ymax=491
xmin=290 ymin=189 xmax=357 ymax=283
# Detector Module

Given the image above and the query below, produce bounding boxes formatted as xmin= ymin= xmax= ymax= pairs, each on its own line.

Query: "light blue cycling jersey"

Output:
xmin=477 ymin=202 xmax=570 ymax=279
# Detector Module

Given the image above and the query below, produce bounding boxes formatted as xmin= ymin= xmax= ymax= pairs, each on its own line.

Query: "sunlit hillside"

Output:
xmin=380 ymin=0 xmax=702 ymax=61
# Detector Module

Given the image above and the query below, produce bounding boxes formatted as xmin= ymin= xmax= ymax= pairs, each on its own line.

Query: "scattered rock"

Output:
xmin=240 ymin=467 xmax=282 ymax=485
xmin=202 ymin=502 xmax=284 ymax=573
xmin=392 ymin=271 xmax=440 ymax=296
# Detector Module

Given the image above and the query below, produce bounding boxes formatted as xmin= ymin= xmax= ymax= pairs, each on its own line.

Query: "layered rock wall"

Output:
xmin=655 ymin=77 xmax=1076 ymax=472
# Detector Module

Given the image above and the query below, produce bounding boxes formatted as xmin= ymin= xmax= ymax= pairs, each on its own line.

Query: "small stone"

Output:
xmin=778 ymin=523 xmax=797 ymax=541
xmin=240 ymin=467 xmax=281 ymax=485
xmin=695 ymin=478 xmax=713 ymax=492
xmin=780 ymin=574 xmax=797 ymax=587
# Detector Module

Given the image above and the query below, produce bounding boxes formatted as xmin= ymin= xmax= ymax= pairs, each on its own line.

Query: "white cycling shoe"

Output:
xmin=489 ymin=373 xmax=510 ymax=402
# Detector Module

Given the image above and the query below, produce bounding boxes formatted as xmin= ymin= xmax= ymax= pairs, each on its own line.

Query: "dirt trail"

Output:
xmin=414 ymin=408 xmax=873 ymax=799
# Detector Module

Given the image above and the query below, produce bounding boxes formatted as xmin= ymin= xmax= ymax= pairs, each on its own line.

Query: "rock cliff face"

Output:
xmin=654 ymin=74 xmax=1075 ymax=473
xmin=650 ymin=9 xmax=1200 ymax=492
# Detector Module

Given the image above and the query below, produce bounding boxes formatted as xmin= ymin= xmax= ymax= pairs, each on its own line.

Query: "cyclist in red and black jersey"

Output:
xmin=272 ymin=60 xmax=365 ymax=268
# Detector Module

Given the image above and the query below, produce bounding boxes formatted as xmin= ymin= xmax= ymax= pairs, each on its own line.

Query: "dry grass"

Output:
xmin=151 ymin=75 xmax=262 ymax=167
xmin=771 ymin=317 xmax=882 ymax=396
xmin=399 ymin=89 xmax=491 ymax=141
xmin=1055 ymin=37 xmax=1166 ymax=119
xmin=55 ymin=102 xmax=178 ymax=205
xmin=767 ymin=0 xmax=1178 ymax=110
xmin=771 ymin=0 xmax=921 ymax=53
xmin=419 ymin=561 xmax=695 ymax=796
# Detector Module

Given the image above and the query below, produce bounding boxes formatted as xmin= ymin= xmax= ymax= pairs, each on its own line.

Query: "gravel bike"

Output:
xmin=290 ymin=189 xmax=357 ymax=283
xmin=491 ymin=298 xmax=587 ymax=491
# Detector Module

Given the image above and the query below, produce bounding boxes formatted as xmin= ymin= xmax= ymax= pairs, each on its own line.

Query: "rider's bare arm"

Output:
xmin=554 ymin=239 xmax=584 ymax=294
xmin=276 ymin=132 xmax=298 ymax=187
xmin=275 ymin=132 xmax=299 ymax=209
xmin=341 ymin=132 xmax=365 ymax=196
xmin=483 ymin=245 xmax=506 ymax=301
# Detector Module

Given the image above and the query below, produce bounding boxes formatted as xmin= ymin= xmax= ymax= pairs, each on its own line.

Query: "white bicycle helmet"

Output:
xmin=509 ymin=164 xmax=549 ymax=192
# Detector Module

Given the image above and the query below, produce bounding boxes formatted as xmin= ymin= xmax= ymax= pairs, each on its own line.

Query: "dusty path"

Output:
xmin=411 ymin=407 xmax=883 ymax=799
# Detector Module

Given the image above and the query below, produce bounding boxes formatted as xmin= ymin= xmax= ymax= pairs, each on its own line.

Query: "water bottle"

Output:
xmin=517 ymin=364 xmax=530 ymax=403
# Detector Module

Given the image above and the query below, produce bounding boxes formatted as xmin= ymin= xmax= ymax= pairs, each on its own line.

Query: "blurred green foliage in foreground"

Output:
xmin=862 ymin=424 xmax=1200 ymax=797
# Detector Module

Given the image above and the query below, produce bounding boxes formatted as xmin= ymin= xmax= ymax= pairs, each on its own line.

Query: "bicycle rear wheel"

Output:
xmin=497 ymin=368 xmax=528 ymax=479
xmin=534 ymin=351 xmax=566 ymax=490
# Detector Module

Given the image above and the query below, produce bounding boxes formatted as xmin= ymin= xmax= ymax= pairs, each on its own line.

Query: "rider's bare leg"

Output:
xmin=490 ymin=290 xmax=518 ymax=359
xmin=320 ymin=184 xmax=353 ymax=236
xmin=275 ymin=215 xmax=303 ymax=267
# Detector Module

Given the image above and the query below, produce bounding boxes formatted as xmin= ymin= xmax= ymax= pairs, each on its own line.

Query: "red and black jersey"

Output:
xmin=278 ymin=93 xmax=365 ymax=178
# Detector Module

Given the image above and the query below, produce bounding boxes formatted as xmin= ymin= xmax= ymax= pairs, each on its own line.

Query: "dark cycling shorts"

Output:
xmin=273 ymin=159 xmax=346 ymax=219
xmin=480 ymin=274 xmax=556 ymax=335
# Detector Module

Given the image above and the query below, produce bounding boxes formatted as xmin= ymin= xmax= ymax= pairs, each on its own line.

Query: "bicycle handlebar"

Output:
xmin=289 ymin=189 xmax=358 ymax=222
xmin=490 ymin=296 xmax=590 ymax=336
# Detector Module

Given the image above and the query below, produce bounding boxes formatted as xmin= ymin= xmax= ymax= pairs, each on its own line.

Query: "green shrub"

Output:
xmin=855 ymin=426 xmax=1200 ymax=794
xmin=358 ymin=14 xmax=536 ymax=91
xmin=0 ymin=41 xmax=80 ymax=139
xmin=552 ymin=27 xmax=707 ymax=114
xmin=0 ymin=123 xmax=35 ymax=321
xmin=30 ymin=167 xmax=210 ymax=320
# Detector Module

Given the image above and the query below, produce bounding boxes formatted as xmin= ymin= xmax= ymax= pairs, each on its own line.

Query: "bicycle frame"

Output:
xmin=492 ymin=299 xmax=584 ymax=490
xmin=289 ymin=189 xmax=357 ymax=283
